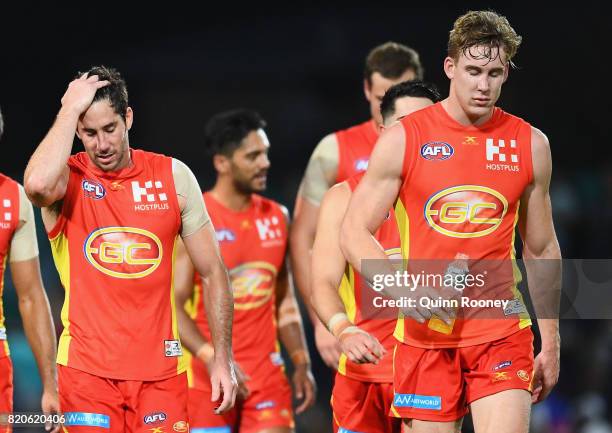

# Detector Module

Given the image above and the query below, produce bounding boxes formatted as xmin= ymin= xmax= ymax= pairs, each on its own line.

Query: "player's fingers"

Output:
xmin=210 ymin=375 xmax=220 ymax=404
xmin=94 ymin=80 xmax=111 ymax=89
xmin=86 ymin=74 xmax=99 ymax=82
xmin=296 ymin=379 xmax=315 ymax=414
xmin=364 ymin=337 xmax=384 ymax=359
xmin=429 ymin=306 xmax=451 ymax=324
xmin=215 ymin=378 xmax=233 ymax=414
xmin=415 ymin=305 xmax=432 ymax=320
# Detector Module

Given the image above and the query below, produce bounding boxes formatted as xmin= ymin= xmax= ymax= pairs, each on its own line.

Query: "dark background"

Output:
xmin=1 ymin=3 xmax=610 ymax=432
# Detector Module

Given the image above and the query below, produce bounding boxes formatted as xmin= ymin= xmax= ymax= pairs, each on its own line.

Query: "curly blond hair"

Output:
xmin=448 ymin=10 xmax=522 ymax=67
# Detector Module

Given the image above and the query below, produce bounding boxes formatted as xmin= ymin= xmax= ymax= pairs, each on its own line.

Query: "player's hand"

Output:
xmin=292 ymin=364 xmax=316 ymax=414
xmin=41 ymin=387 xmax=61 ymax=433
xmin=531 ymin=346 xmax=560 ymax=403
xmin=400 ymin=285 xmax=456 ymax=324
xmin=60 ymin=73 xmax=110 ymax=116
xmin=233 ymin=361 xmax=251 ymax=400
xmin=339 ymin=327 xmax=386 ymax=364
xmin=209 ymin=353 xmax=238 ymax=414
xmin=314 ymin=321 xmax=342 ymax=369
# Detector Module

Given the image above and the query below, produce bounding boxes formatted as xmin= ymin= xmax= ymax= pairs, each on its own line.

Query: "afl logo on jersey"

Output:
xmin=354 ymin=158 xmax=369 ymax=171
xmin=420 ymin=142 xmax=454 ymax=161
xmin=424 ymin=185 xmax=508 ymax=238
xmin=82 ymin=179 xmax=106 ymax=199
xmin=84 ymin=227 xmax=162 ymax=278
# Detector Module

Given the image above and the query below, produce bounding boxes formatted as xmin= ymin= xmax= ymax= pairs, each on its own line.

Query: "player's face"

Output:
xmin=382 ymin=96 xmax=435 ymax=128
xmin=365 ymin=70 xmax=416 ymax=126
xmin=444 ymin=45 xmax=509 ymax=120
xmin=77 ymin=99 xmax=133 ymax=172
xmin=229 ymin=129 xmax=271 ymax=194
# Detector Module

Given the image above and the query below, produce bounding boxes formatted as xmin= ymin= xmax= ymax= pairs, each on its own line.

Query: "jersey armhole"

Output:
xmin=47 ymin=170 xmax=76 ymax=239
xmin=400 ymin=120 xmax=413 ymax=181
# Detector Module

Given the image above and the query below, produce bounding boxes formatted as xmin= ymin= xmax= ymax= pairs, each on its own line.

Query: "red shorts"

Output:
xmin=392 ymin=327 xmax=534 ymax=422
xmin=332 ymin=373 xmax=400 ymax=433
xmin=58 ymin=365 xmax=188 ymax=432
xmin=188 ymin=371 xmax=294 ymax=433
xmin=0 ymin=356 xmax=13 ymax=433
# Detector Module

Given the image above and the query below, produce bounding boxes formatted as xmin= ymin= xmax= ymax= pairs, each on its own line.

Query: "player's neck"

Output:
xmin=209 ymin=181 xmax=252 ymax=212
xmin=441 ymin=97 xmax=494 ymax=127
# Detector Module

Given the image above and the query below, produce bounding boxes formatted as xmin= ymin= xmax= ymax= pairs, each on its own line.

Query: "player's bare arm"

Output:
xmin=174 ymin=237 xmax=250 ymax=401
xmin=311 ymin=182 xmax=385 ymax=365
xmin=276 ymin=206 xmax=316 ymax=414
xmin=290 ymin=133 xmax=341 ymax=367
xmin=25 ymin=74 xmax=110 ymax=217
xmin=340 ymin=125 xmax=453 ymax=324
xmin=181 ymin=222 xmax=237 ymax=414
xmin=9 ymin=187 xmax=60 ymax=432
xmin=340 ymin=125 xmax=404 ymax=272
xmin=11 ymin=256 xmax=60 ymax=432
xmin=518 ymin=127 xmax=562 ymax=404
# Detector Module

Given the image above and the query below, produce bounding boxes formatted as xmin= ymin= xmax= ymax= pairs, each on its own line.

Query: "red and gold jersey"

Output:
xmin=394 ymin=103 xmax=532 ymax=348
xmin=187 ymin=193 xmax=287 ymax=390
xmin=49 ymin=149 xmax=184 ymax=380
xmin=0 ymin=174 xmax=20 ymax=358
xmin=336 ymin=173 xmax=401 ymax=383
xmin=335 ymin=120 xmax=379 ymax=183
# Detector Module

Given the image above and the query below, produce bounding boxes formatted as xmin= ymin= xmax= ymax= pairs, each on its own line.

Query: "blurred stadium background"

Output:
xmin=0 ymin=3 xmax=609 ymax=432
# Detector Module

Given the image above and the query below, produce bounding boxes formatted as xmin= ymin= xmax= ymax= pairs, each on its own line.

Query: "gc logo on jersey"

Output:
xmin=424 ymin=185 xmax=508 ymax=238
xmin=231 ymin=261 xmax=276 ymax=310
xmin=82 ymin=179 xmax=106 ymax=200
xmin=420 ymin=142 xmax=454 ymax=161
xmin=84 ymin=227 xmax=162 ymax=278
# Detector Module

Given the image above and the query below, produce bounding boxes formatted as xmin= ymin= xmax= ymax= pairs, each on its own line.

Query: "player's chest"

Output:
xmin=77 ymin=176 xmax=178 ymax=219
xmin=211 ymin=213 xmax=286 ymax=269
xmin=409 ymin=132 xmax=529 ymax=201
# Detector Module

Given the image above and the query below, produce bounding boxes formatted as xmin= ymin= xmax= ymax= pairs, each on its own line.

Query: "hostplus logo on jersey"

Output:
xmin=354 ymin=158 xmax=369 ymax=172
xmin=393 ymin=394 xmax=442 ymax=410
xmin=256 ymin=217 xmax=283 ymax=247
xmin=82 ymin=179 xmax=106 ymax=199
xmin=131 ymin=180 xmax=169 ymax=211
xmin=486 ymin=138 xmax=520 ymax=172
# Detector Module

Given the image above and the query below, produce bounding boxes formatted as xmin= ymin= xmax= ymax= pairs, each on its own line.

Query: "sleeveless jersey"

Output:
xmin=335 ymin=120 xmax=379 ymax=183
xmin=187 ymin=193 xmax=287 ymax=390
xmin=336 ymin=173 xmax=401 ymax=383
xmin=394 ymin=103 xmax=533 ymax=348
xmin=0 ymin=174 xmax=20 ymax=357
xmin=49 ymin=149 xmax=184 ymax=380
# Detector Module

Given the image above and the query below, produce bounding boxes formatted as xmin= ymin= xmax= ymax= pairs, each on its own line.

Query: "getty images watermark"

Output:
xmin=357 ymin=258 xmax=577 ymax=321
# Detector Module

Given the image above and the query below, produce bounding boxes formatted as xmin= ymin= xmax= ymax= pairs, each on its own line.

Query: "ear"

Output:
xmin=125 ymin=107 xmax=134 ymax=131
xmin=363 ymin=78 xmax=372 ymax=102
xmin=502 ymin=64 xmax=510 ymax=83
xmin=213 ymin=154 xmax=230 ymax=174
xmin=443 ymin=56 xmax=455 ymax=80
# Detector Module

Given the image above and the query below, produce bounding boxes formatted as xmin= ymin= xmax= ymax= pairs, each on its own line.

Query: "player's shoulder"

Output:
xmin=252 ymin=194 xmax=285 ymax=214
xmin=0 ymin=171 xmax=18 ymax=186
xmin=335 ymin=119 xmax=372 ymax=135
xmin=494 ymin=107 xmax=532 ymax=129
